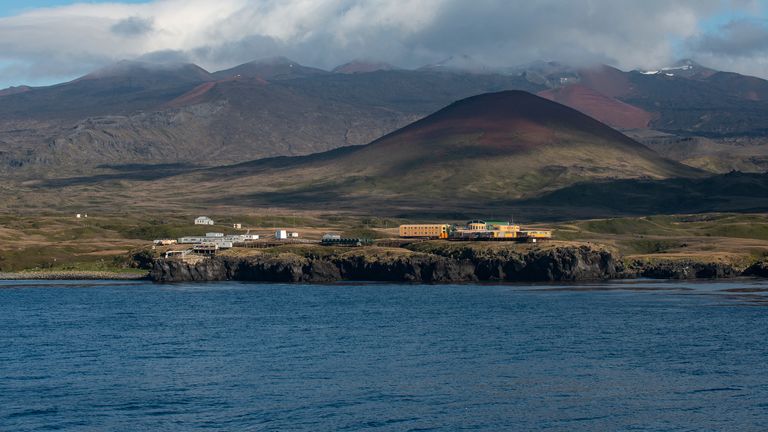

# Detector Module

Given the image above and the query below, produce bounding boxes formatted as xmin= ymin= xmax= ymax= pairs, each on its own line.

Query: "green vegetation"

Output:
xmin=619 ymin=239 xmax=689 ymax=255
xmin=563 ymin=214 xmax=768 ymax=239
xmin=0 ymin=245 xmax=137 ymax=273
xmin=2 ymin=211 xmax=768 ymax=273
xmin=581 ymin=218 xmax=669 ymax=235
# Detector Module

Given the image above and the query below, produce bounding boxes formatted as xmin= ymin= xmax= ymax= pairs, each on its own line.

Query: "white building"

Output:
xmin=206 ymin=232 xmax=224 ymax=238
xmin=179 ymin=236 xmax=206 ymax=244
xmin=233 ymin=223 xmax=242 ymax=229
xmin=275 ymin=230 xmax=288 ymax=240
xmin=195 ymin=216 xmax=214 ymax=225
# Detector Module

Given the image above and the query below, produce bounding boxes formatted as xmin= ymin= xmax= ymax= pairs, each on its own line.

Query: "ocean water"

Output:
xmin=1 ymin=280 xmax=768 ymax=431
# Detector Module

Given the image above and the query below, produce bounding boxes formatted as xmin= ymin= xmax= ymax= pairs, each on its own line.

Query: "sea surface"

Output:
xmin=1 ymin=279 xmax=768 ymax=431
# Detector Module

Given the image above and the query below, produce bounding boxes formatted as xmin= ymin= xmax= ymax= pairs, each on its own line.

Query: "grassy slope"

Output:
xmin=107 ymin=90 xmax=700 ymax=210
xmin=2 ymin=211 xmax=768 ymax=273
xmin=551 ymin=213 xmax=768 ymax=266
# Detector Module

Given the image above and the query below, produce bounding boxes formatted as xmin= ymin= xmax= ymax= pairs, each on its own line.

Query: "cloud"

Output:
xmin=137 ymin=49 xmax=191 ymax=64
xmin=690 ymin=18 xmax=768 ymax=57
xmin=0 ymin=0 xmax=763 ymax=87
xmin=111 ymin=16 xmax=154 ymax=37
xmin=686 ymin=17 xmax=768 ymax=78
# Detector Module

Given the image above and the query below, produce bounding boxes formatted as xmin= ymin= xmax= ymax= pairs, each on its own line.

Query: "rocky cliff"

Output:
xmin=149 ymin=241 xmax=768 ymax=283
xmin=744 ymin=260 xmax=768 ymax=278
xmin=150 ymin=246 xmax=621 ymax=283
xmin=150 ymin=244 xmax=622 ymax=283
xmin=622 ymin=258 xmax=745 ymax=279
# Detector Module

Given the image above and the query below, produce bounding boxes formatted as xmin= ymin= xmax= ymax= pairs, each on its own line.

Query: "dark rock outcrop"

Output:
xmin=744 ymin=260 xmax=768 ymax=278
xmin=411 ymin=244 xmax=621 ymax=282
xmin=623 ymin=259 xmax=743 ymax=279
xmin=150 ymin=244 xmax=621 ymax=283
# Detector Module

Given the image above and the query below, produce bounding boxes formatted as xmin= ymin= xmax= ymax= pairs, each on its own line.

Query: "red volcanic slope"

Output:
xmin=164 ymin=81 xmax=218 ymax=108
xmin=577 ymin=65 xmax=634 ymax=98
xmin=370 ymin=90 xmax=647 ymax=153
xmin=0 ymin=85 xmax=31 ymax=97
xmin=332 ymin=61 xmax=396 ymax=74
xmin=164 ymin=76 xmax=268 ymax=108
xmin=538 ymin=84 xmax=652 ymax=129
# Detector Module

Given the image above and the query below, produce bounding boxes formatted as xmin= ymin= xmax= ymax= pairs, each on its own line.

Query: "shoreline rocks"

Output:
xmin=149 ymin=243 xmax=768 ymax=284
xmin=150 ymin=244 xmax=623 ymax=283
xmin=744 ymin=260 xmax=768 ymax=278
xmin=622 ymin=259 xmax=744 ymax=280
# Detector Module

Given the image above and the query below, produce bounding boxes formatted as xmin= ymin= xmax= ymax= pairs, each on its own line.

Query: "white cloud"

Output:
xmin=0 ymin=0 xmax=763 ymax=87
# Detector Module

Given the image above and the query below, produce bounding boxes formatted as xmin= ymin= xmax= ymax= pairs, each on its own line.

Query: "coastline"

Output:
xmin=0 ymin=271 xmax=150 ymax=281
xmin=149 ymin=242 xmax=768 ymax=283
xmin=3 ymin=244 xmax=766 ymax=283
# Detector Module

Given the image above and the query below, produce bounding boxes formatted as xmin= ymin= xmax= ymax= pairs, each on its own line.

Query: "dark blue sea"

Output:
xmin=2 ymin=279 xmax=768 ymax=431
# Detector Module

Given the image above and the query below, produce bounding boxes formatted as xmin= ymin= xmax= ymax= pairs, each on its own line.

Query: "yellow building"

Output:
xmin=520 ymin=230 xmax=553 ymax=239
xmin=399 ymin=224 xmax=450 ymax=239
xmin=466 ymin=220 xmax=488 ymax=231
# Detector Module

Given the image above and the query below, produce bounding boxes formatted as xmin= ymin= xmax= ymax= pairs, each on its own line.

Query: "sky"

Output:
xmin=0 ymin=0 xmax=767 ymax=89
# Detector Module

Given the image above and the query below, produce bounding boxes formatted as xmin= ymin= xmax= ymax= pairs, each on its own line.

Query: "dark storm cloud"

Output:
xmin=111 ymin=16 xmax=154 ymax=37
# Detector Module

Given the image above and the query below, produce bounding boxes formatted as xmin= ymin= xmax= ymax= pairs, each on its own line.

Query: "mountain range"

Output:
xmin=149 ymin=91 xmax=700 ymax=209
xmin=13 ymin=89 xmax=768 ymax=219
xmin=2 ymin=56 xmax=768 ymax=216
xmin=2 ymin=56 xmax=768 ymax=178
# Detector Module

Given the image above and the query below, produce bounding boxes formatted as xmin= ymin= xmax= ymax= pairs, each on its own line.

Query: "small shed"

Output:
xmin=195 ymin=216 xmax=214 ymax=225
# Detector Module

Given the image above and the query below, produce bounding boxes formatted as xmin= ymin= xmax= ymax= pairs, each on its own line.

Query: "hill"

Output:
xmin=3 ymin=57 xmax=768 ymax=179
xmin=0 ymin=62 xmax=544 ymax=177
xmin=9 ymin=93 xmax=768 ymax=219
xmin=537 ymin=84 xmax=652 ymax=129
xmin=0 ymin=61 xmax=214 ymax=121
xmin=211 ymin=57 xmax=329 ymax=80
xmin=520 ymin=172 xmax=768 ymax=219
xmin=151 ymin=91 xmax=700 ymax=210
xmin=517 ymin=62 xmax=768 ymax=173
xmin=522 ymin=62 xmax=768 ymax=136
xmin=332 ymin=60 xmax=397 ymax=74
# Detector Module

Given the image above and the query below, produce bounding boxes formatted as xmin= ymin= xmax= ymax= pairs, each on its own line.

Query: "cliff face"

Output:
xmin=623 ymin=259 xmax=745 ymax=279
xmin=150 ymin=245 xmax=622 ymax=283
xmin=744 ymin=260 xmax=768 ymax=278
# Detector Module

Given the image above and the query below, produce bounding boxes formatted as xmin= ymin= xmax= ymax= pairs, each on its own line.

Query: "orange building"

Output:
xmin=399 ymin=224 xmax=451 ymax=239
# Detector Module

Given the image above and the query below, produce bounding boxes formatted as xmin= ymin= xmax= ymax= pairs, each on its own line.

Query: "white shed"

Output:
xmin=275 ymin=230 xmax=288 ymax=240
xmin=195 ymin=216 xmax=214 ymax=225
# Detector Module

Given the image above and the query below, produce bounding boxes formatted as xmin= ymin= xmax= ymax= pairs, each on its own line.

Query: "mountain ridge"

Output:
xmin=170 ymin=90 xmax=701 ymax=207
xmin=2 ymin=57 xmax=768 ymax=178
